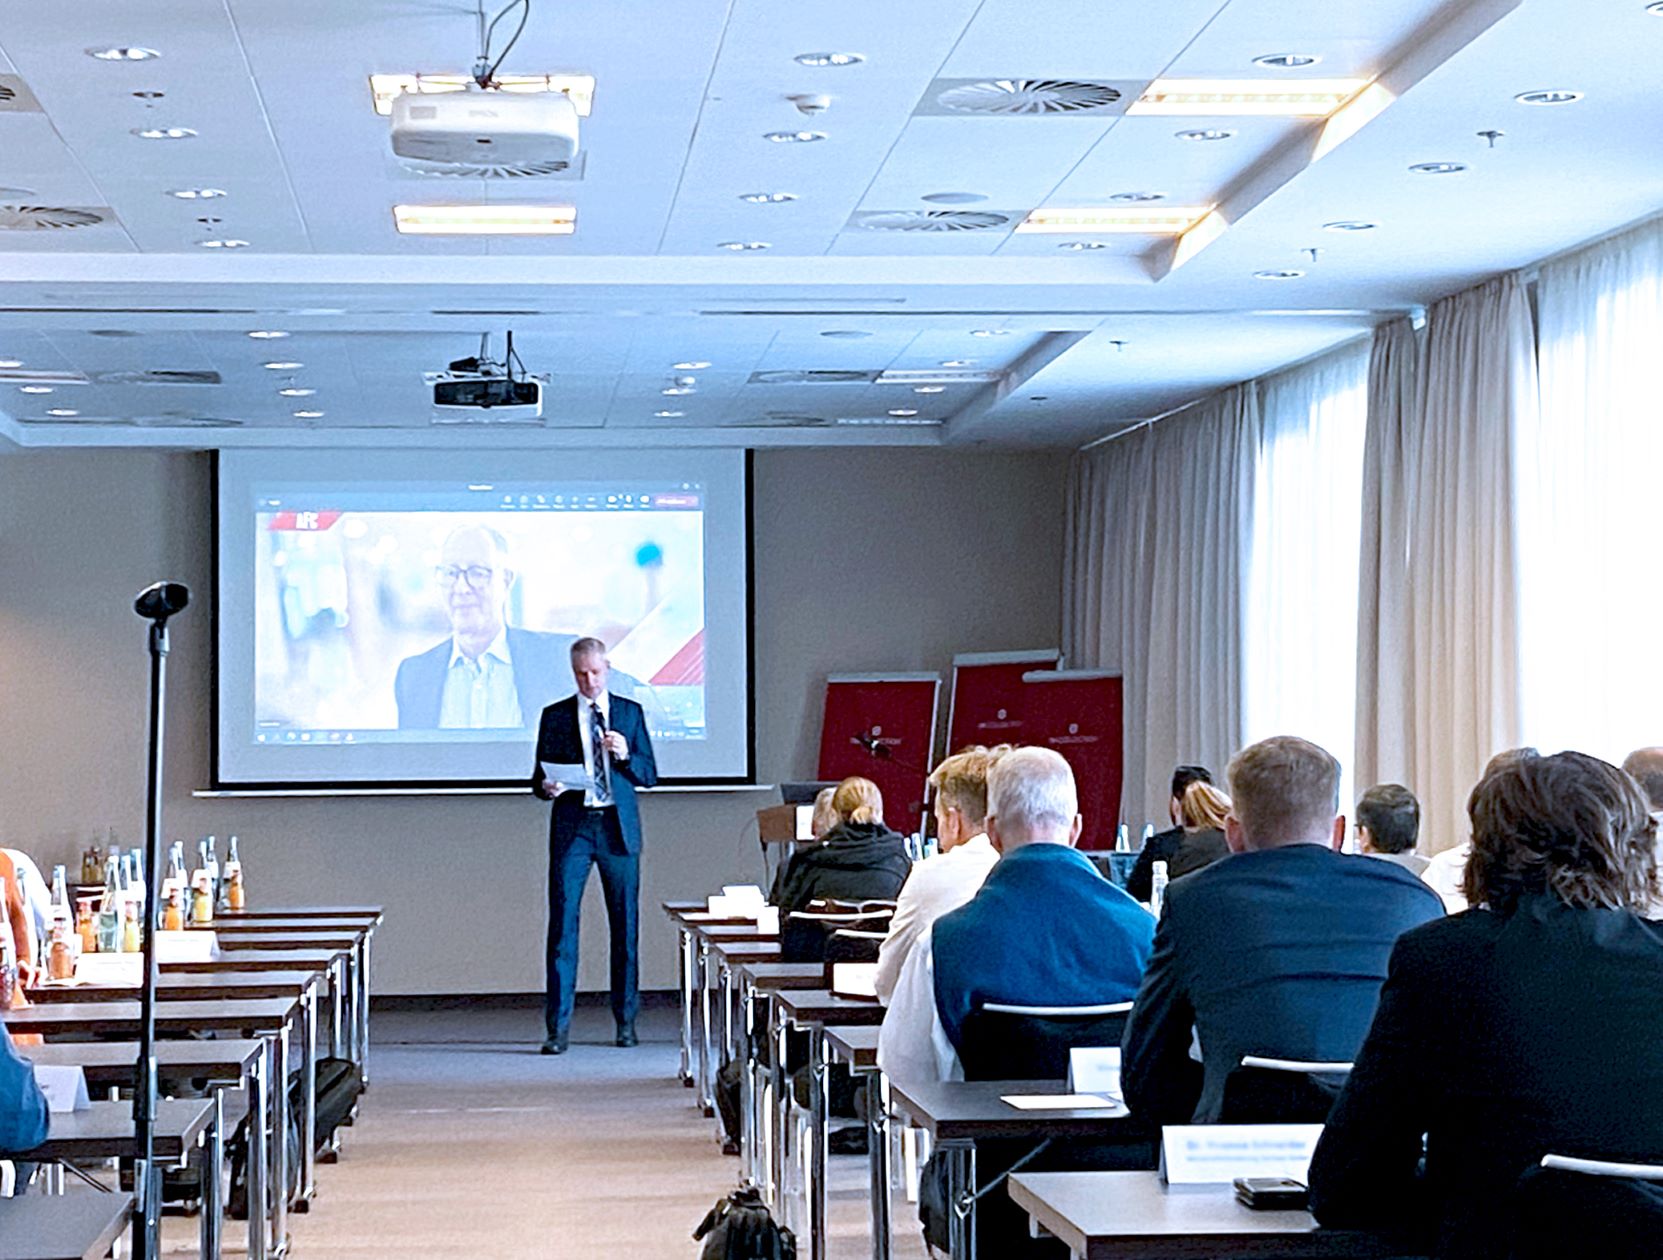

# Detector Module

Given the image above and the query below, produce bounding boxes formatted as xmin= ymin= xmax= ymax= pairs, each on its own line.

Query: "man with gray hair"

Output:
xmin=878 ymin=746 xmax=1154 ymax=1084
xmin=1121 ymin=735 xmax=1443 ymax=1123
xmin=1620 ymin=747 xmax=1663 ymax=914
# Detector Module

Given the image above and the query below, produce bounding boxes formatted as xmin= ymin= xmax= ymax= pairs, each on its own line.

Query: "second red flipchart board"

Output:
xmin=817 ymin=673 xmax=940 ymax=836
xmin=1021 ymin=669 xmax=1124 ymax=851
xmin=946 ymin=649 xmax=1062 ymax=754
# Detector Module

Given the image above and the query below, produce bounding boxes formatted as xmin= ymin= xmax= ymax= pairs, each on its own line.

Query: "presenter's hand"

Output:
xmin=538 ymin=778 xmax=563 ymax=800
xmin=604 ymin=730 xmax=629 ymax=761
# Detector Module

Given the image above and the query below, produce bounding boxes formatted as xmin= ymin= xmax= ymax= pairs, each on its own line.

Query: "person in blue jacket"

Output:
xmin=0 ymin=1023 xmax=48 ymax=1153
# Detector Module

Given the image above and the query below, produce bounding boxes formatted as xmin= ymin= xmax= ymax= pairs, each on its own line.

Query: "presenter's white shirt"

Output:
xmin=1421 ymin=842 xmax=1470 ymax=913
xmin=876 ymin=940 xmax=961 ymax=1086
xmin=874 ymin=834 xmax=998 ymax=1005
xmin=439 ymin=630 xmax=523 ymax=729
xmin=575 ymin=691 xmax=614 ymax=807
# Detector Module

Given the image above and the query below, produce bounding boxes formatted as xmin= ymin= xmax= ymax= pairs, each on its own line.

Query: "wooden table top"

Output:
xmin=712 ymin=940 xmax=781 ymax=964
xmin=8 ymin=1098 xmax=216 ymax=1161
xmin=24 ymin=1039 xmax=263 ymax=1086
xmin=1007 ymin=1171 xmax=1397 ymax=1259
xmin=662 ymin=899 xmax=706 ymax=914
xmin=692 ymin=923 xmax=777 ymax=944
xmin=30 ymin=970 xmax=316 ymax=1004
xmin=888 ymin=1080 xmax=1148 ymax=1142
xmin=218 ymin=906 xmax=382 ymax=922
xmin=824 ymin=1024 xmax=881 ymax=1071
xmin=206 ymin=918 xmax=369 ymax=936
xmin=738 ymin=962 xmax=826 ymax=990
xmin=774 ymin=988 xmax=887 ymax=1028
xmin=0 ymin=1191 xmax=133 ymax=1260
xmin=162 ymin=947 xmax=346 ymax=972
xmin=4 ymin=996 xmax=297 ymax=1037
xmin=215 ymin=930 xmax=362 ymax=949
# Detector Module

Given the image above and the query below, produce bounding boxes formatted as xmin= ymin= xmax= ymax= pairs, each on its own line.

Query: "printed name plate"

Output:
xmin=1160 ymin=1123 xmax=1324 ymax=1185
xmin=157 ymin=929 xmax=218 ymax=963
xmin=36 ymin=1064 xmax=90 ymax=1114
xmin=1067 ymin=1046 xmax=1122 ymax=1097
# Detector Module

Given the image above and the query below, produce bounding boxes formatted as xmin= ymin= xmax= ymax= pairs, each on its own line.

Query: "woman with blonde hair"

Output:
xmin=1166 ymin=779 xmax=1233 ymax=883
xmin=770 ymin=776 xmax=911 ymax=911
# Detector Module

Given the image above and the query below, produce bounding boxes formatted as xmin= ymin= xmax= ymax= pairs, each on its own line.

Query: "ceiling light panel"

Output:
xmin=368 ymin=74 xmax=597 ymax=118
xmin=1128 ymin=79 xmax=1369 ymax=116
xmin=1015 ymin=207 xmax=1211 ymax=234
xmin=393 ymin=204 xmax=576 ymax=235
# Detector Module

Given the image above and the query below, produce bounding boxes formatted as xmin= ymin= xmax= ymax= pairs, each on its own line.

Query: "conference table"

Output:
xmin=823 ymin=1025 xmax=889 ymax=1260
xmin=1006 ymin=1170 xmax=1400 ymax=1259
xmin=0 ymin=1192 xmax=132 ymax=1260
xmin=734 ymin=961 xmax=826 ymax=1198
xmin=663 ymin=901 xmax=763 ymax=1097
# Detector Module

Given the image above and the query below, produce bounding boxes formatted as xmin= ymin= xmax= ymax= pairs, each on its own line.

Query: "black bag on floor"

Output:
xmin=715 ymin=1058 xmax=745 ymax=1154
xmin=693 ymin=1186 xmax=797 ymax=1260
xmin=227 ymin=1056 xmax=363 ymax=1219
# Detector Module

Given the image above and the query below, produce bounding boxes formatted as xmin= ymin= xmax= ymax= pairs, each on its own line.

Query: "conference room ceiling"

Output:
xmin=0 ymin=0 xmax=1659 ymax=450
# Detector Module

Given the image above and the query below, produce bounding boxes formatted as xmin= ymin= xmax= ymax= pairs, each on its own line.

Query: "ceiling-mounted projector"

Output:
xmin=390 ymin=88 xmax=579 ymax=168
xmin=425 ymin=333 xmax=548 ymax=423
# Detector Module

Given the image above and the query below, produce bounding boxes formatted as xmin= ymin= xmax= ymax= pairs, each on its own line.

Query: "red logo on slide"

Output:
xmin=266 ymin=511 xmax=342 ymax=532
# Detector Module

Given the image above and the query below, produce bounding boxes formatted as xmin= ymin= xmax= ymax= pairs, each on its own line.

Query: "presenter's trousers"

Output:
xmin=545 ymin=808 xmax=640 ymax=1038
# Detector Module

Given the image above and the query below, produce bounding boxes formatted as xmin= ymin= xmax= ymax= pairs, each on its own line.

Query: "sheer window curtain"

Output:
xmin=1064 ymin=385 xmax=1255 ymax=825
xmin=1242 ymin=342 xmax=1371 ymax=810
xmin=1518 ymin=217 xmax=1663 ymax=760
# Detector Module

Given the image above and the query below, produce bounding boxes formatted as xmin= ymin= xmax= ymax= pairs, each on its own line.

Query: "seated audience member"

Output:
xmin=1126 ymin=764 xmax=1213 ymax=903
xmin=1120 ymin=736 xmax=1444 ymax=1124
xmin=2 ymin=849 xmax=49 ymax=956
xmin=1422 ymin=746 xmax=1540 ymax=912
xmin=809 ymin=786 xmax=838 ymax=840
xmin=1166 ymin=779 xmax=1232 ymax=883
xmin=769 ymin=777 xmax=910 ymax=912
xmin=1356 ymin=784 xmax=1428 ymax=877
xmin=1309 ymin=751 xmax=1663 ymax=1260
xmin=878 ymin=747 xmax=1154 ymax=1084
xmin=1621 ymin=746 xmax=1663 ymax=914
xmin=874 ymin=747 xmax=1003 ymax=1004
xmin=0 ymin=1023 xmax=48 ymax=1153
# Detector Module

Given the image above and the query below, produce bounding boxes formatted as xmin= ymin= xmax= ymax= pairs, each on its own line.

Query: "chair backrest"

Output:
xmin=957 ymin=1002 xmax=1134 ymax=1082
xmin=1217 ymin=1058 xmax=1352 ymax=1124
xmin=1508 ymin=1161 xmax=1663 ymax=1260
xmin=822 ymin=928 xmax=887 ymax=972
xmin=780 ymin=910 xmax=892 ymax=963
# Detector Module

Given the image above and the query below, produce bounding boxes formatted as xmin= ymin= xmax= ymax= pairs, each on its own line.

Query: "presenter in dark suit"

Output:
xmin=530 ymin=637 xmax=657 ymax=1054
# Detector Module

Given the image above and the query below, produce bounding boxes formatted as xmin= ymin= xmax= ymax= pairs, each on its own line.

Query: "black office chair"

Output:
xmin=822 ymin=927 xmax=887 ymax=972
xmin=780 ymin=909 xmax=891 ymax=963
xmin=1216 ymin=1055 xmax=1352 ymax=1124
xmin=1508 ymin=1156 xmax=1663 ymax=1260
xmin=956 ymin=1001 xmax=1134 ymax=1082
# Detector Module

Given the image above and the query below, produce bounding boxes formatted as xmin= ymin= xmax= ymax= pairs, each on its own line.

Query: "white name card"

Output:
xmin=722 ymin=885 xmax=768 ymax=910
xmin=157 ymin=930 xmax=218 ymax=963
xmin=1067 ymin=1047 xmax=1122 ymax=1097
xmin=794 ymin=804 xmax=815 ymax=840
xmin=72 ymin=953 xmax=141 ymax=985
xmin=755 ymin=907 xmax=781 ymax=936
xmin=1001 ymin=1093 xmax=1124 ymax=1112
xmin=1160 ymin=1124 xmax=1324 ymax=1186
xmin=831 ymin=962 xmax=878 ymax=1000
xmin=34 ymin=1065 xmax=90 ymax=1114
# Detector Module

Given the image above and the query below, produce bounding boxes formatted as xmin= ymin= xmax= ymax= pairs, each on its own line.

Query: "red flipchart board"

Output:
xmin=818 ymin=673 xmax=941 ymax=836
xmin=1022 ymin=670 xmax=1124 ymax=851
xmin=947 ymin=650 xmax=1062 ymax=753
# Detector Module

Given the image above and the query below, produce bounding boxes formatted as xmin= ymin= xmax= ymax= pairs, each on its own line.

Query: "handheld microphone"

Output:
xmin=133 ymin=582 xmax=190 ymax=623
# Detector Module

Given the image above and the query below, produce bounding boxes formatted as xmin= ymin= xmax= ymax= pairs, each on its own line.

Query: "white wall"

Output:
xmin=0 ymin=446 xmax=1066 ymax=994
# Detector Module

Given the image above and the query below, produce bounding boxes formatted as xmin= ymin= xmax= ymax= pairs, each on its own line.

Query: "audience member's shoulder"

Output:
xmin=1385 ymin=907 xmax=1499 ymax=977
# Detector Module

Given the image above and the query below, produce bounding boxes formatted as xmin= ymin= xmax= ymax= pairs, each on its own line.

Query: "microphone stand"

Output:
xmin=850 ymin=735 xmax=933 ymax=835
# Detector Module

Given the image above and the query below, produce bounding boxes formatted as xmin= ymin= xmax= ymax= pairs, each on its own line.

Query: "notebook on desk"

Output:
xmin=831 ymin=962 xmax=879 ymax=1001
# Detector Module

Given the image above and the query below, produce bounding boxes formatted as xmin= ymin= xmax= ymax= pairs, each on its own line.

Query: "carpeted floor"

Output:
xmin=157 ymin=1005 xmax=928 ymax=1259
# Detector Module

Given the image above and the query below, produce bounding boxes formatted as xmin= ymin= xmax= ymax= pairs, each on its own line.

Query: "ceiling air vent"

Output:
xmin=0 ymin=205 xmax=109 ymax=230
xmin=402 ymin=153 xmax=586 ymax=180
xmin=93 ymin=369 xmax=222 ymax=386
xmin=0 ymin=77 xmax=43 ymax=113
xmin=918 ymin=78 xmax=1135 ymax=117
xmin=853 ymin=209 xmax=1012 ymax=233
xmin=137 ymin=414 xmax=244 ymax=428
xmin=747 ymin=369 xmax=877 ymax=386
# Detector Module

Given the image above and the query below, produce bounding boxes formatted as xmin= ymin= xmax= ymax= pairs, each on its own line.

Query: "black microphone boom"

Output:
xmin=133 ymin=582 xmax=189 ymax=622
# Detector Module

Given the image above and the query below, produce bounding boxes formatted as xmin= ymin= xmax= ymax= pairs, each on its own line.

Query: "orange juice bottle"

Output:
xmin=76 ymin=900 xmax=97 ymax=954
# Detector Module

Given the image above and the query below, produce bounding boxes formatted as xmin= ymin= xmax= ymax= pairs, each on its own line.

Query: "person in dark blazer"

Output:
xmin=1166 ymin=779 xmax=1233 ymax=883
xmin=530 ymin=637 xmax=657 ymax=1055
xmin=0 ymin=1022 xmax=47 ymax=1153
xmin=1120 ymin=736 xmax=1444 ymax=1124
xmin=1309 ymin=751 xmax=1663 ymax=1260
xmin=1125 ymin=764 xmax=1213 ymax=903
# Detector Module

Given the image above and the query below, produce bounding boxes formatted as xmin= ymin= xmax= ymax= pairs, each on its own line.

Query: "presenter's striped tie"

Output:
xmin=590 ymin=701 xmax=614 ymax=806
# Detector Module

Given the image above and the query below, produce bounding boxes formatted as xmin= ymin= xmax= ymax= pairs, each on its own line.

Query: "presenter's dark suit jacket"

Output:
xmin=394 ymin=627 xmax=579 ymax=730
xmin=1308 ymin=898 xmax=1663 ymax=1260
xmin=529 ymin=694 xmax=657 ymax=852
xmin=1120 ymin=844 xmax=1444 ymax=1124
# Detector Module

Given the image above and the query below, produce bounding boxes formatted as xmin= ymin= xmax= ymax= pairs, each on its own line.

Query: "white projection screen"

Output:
xmin=215 ymin=450 xmax=751 ymax=787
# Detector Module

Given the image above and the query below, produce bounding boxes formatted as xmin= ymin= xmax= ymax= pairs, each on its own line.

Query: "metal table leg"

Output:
xmin=328 ymin=956 xmax=346 ymax=1062
xmin=807 ymin=1027 xmax=829 ymax=1260
xmin=200 ymin=1089 xmax=224 ymax=1260
xmin=297 ymin=983 xmax=318 ymax=1205
xmin=356 ymin=931 xmax=373 ymax=1087
xmin=944 ymin=1142 xmax=979 ymax=1260
xmin=867 ymin=1073 xmax=892 ymax=1260
xmin=696 ymin=938 xmax=715 ymax=1116
xmin=269 ymin=1024 xmax=290 ymax=1257
xmin=677 ymin=927 xmax=695 ymax=1087
xmin=739 ymin=975 xmax=758 ymax=1180
xmin=771 ymin=997 xmax=791 ymax=1215
xmin=247 ymin=1037 xmax=269 ymax=1260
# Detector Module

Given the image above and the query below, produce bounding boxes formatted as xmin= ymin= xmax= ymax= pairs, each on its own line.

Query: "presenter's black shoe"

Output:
xmin=615 ymin=1023 xmax=638 ymax=1048
xmin=540 ymin=1033 xmax=569 ymax=1056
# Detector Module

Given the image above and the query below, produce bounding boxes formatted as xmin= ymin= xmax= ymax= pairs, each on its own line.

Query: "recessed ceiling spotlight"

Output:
xmin=794 ymin=52 xmax=864 ymax=67
xmin=292 ymin=410 xmax=325 ymax=419
xmin=1252 ymin=53 xmax=1322 ymax=69
xmin=132 ymin=127 xmax=196 ymax=140
xmin=278 ymin=387 xmax=315 ymax=397
xmin=654 ymin=410 xmax=685 ymax=418
xmin=763 ymin=130 xmax=827 ymax=144
xmin=673 ymin=361 xmax=711 ymax=370
xmin=821 ymin=330 xmax=871 ymax=339
xmin=1058 ymin=240 xmax=1107 ymax=250
xmin=45 ymin=408 xmax=79 ymax=417
xmin=167 ymin=188 xmax=226 ymax=200
xmin=1515 ymin=89 xmax=1584 ymax=106
xmin=971 ymin=329 xmax=1011 ymax=337
xmin=911 ymin=386 xmax=946 ymax=396
xmin=19 ymin=385 xmax=53 ymax=394
xmin=1110 ymin=191 xmax=1166 ymax=202
xmin=1176 ymin=128 xmax=1236 ymax=142
xmin=1254 ymin=269 xmax=1305 ymax=280
xmin=1323 ymin=219 xmax=1378 ymax=232
xmin=1409 ymin=161 xmax=1467 ymax=174
xmin=131 ymin=91 xmax=165 ymax=100
xmin=247 ymin=330 xmax=289 ymax=339
xmin=197 ymin=238 xmax=249 ymax=248
xmin=717 ymin=241 xmax=769 ymax=250
xmin=0 ymin=359 xmax=22 ymax=369
xmin=921 ymin=191 xmax=989 ymax=205
xmin=662 ymin=386 xmax=695 ymax=396
xmin=940 ymin=359 xmax=974 ymax=367
xmin=262 ymin=360 xmax=303 ymax=370
xmin=738 ymin=191 xmax=798 ymax=204
xmin=88 ymin=46 xmax=160 ymax=61
xmin=888 ymin=408 xmax=920 ymax=417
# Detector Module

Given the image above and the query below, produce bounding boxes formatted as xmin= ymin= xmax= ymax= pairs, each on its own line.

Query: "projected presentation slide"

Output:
xmin=217 ymin=451 xmax=750 ymax=785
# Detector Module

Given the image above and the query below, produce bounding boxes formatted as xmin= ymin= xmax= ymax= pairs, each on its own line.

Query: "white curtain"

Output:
xmin=1064 ymin=385 xmax=1255 ymax=825
xmin=1242 ymin=341 xmax=1371 ymax=809
xmin=1518 ymin=217 xmax=1663 ymax=761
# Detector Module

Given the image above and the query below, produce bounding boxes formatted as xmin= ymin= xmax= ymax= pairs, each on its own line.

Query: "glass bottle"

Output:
xmin=76 ymin=899 xmax=97 ymax=954
xmin=190 ymin=870 xmax=214 ymax=926
xmin=224 ymin=836 xmax=245 ymax=911
xmin=1150 ymin=859 xmax=1170 ymax=917
xmin=204 ymin=836 xmax=220 ymax=905
xmin=163 ymin=884 xmax=185 ymax=932
xmin=121 ymin=898 xmax=141 ymax=953
xmin=97 ymin=856 xmax=122 ymax=952
xmin=47 ymin=921 xmax=75 ymax=981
